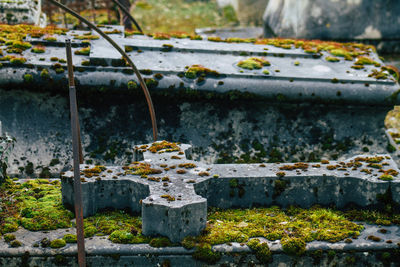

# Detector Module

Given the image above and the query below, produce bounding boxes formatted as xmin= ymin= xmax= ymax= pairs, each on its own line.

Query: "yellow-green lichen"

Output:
xmin=326 ymin=56 xmax=340 ymax=62
xmin=74 ymin=47 xmax=91 ymax=56
xmin=184 ymin=65 xmax=220 ymax=79
xmin=127 ymin=80 xmax=138 ymax=90
xmin=50 ymin=239 xmax=66 ymax=248
xmin=281 ymin=237 xmax=306 ymax=255
xmin=31 ymin=46 xmax=45 ymax=53
xmin=126 ymin=162 xmax=162 ymax=176
xmin=147 ymin=140 xmax=180 ymax=153
xmin=23 ymin=73 xmax=33 ymax=83
xmin=237 ymin=57 xmax=270 ymax=70
xmin=40 ymin=68 xmax=49 ymax=79
xmin=247 ymin=238 xmax=271 ymax=263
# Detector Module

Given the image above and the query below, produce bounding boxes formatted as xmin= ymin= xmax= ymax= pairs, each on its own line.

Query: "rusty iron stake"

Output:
xmin=66 ymin=39 xmax=86 ymax=267
xmin=112 ymin=0 xmax=144 ymax=34
xmin=47 ymin=0 xmax=158 ymax=141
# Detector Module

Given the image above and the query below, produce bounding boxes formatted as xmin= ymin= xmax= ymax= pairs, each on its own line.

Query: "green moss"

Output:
xmin=326 ymin=56 xmax=340 ymax=62
xmin=10 ymin=57 xmax=26 ymax=65
xmin=262 ymin=70 xmax=270 ymax=75
xmin=181 ymin=236 xmax=197 ymax=249
xmin=192 ymin=243 xmax=221 ymax=264
xmin=109 ymin=230 xmax=150 ymax=244
xmin=84 ymin=226 xmax=97 ymax=238
xmin=44 ymin=36 xmax=57 ymax=42
xmin=140 ymin=69 xmax=153 ymax=75
xmin=387 ymin=143 xmax=396 ymax=153
xmin=31 ymin=46 xmax=45 ymax=53
xmin=126 ymin=162 xmax=162 ymax=176
xmin=127 ymin=80 xmax=138 ymax=90
xmin=294 ymin=61 xmax=300 ymax=66
xmin=12 ymin=41 xmax=31 ymax=50
xmin=10 ymin=240 xmax=22 ymax=247
xmin=1 ymin=219 xmax=19 ymax=233
xmin=40 ymin=68 xmax=49 ymax=79
xmin=379 ymin=174 xmax=394 ymax=181
xmin=229 ymin=178 xmax=238 ymax=188
xmin=149 ymin=237 xmax=172 ymax=247
xmin=273 ymin=180 xmax=288 ymax=198
xmin=4 ymin=233 xmax=16 ymax=242
xmin=63 ymin=234 xmax=77 ymax=243
xmin=355 ymin=56 xmax=379 ymax=66
xmin=109 ymin=230 xmax=134 ymax=243
xmin=247 ymin=238 xmax=271 ymax=263
xmin=74 ymin=47 xmax=90 ymax=56
xmin=50 ymin=239 xmax=66 ymax=248
xmin=329 ymin=48 xmax=352 ymax=59
xmin=184 ymin=65 xmax=220 ymax=79
xmin=237 ymin=57 xmax=270 ymax=70
xmin=281 ymin=237 xmax=306 ymax=256
xmin=55 ymin=67 xmax=64 ymax=74
xmin=144 ymin=78 xmax=158 ymax=88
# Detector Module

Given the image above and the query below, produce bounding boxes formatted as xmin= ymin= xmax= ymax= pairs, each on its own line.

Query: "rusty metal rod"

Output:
xmin=47 ymin=0 xmax=158 ymax=141
xmin=112 ymin=0 xmax=144 ymax=34
xmin=66 ymin=39 xmax=86 ymax=267
xmin=65 ymin=40 xmax=84 ymax=164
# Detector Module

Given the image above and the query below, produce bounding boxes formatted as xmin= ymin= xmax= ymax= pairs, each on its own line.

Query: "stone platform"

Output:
xmin=62 ymin=141 xmax=400 ymax=242
xmin=0 ymin=24 xmax=399 ymax=180
xmin=1 ymin=224 xmax=400 ymax=266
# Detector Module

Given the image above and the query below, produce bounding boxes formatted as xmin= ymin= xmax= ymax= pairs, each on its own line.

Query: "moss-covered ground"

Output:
xmin=1 ymin=178 xmax=400 ymax=262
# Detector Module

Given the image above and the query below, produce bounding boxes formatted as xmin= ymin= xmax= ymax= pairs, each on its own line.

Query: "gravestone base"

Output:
xmin=62 ymin=142 xmax=400 ymax=242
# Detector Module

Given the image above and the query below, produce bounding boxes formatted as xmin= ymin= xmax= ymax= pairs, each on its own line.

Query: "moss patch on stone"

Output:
xmin=184 ymin=65 xmax=220 ymax=79
xmin=63 ymin=234 xmax=77 ymax=243
xmin=0 ymin=179 xmax=74 ymax=232
xmin=50 ymin=239 xmax=66 ymax=248
xmin=237 ymin=57 xmax=270 ymax=70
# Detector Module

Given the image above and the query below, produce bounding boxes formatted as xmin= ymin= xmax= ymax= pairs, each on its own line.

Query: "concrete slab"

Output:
xmin=62 ymin=142 xmax=400 ymax=242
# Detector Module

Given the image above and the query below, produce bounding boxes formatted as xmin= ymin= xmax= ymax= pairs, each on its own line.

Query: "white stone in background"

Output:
xmin=263 ymin=0 xmax=400 ymax=40
xmin=217 ymin=0 xmax=268 ymax=25
xmin=0 ymin=0 xmax=46 ymax=26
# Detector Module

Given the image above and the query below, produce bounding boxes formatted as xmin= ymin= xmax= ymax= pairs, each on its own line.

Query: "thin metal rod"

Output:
xmin=47 ymin=0 xmax=158 ymax=141
xmin=66 ymin=39 xmax=86 ymax=267
xmin=112 ymin=0 xmax=144 ymax=34
xmin=66 ymin=39 xmax=84 ymax=164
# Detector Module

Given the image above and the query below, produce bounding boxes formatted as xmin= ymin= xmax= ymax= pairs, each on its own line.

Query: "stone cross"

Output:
xmin=62 ymin=141 xmax=400 ymax=243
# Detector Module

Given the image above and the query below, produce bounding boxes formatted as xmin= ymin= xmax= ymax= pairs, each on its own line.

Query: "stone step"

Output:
xmin=61 ymin=141 xmax=400 ymax=242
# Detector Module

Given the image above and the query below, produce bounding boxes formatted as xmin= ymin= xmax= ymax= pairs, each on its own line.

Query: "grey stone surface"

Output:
xmin=1 ymin=26 xmax=399 ymax=176
xmin=62 ymin=142 xmax=400 ymax=241
xmin=263 ymin=0 xmax=400 ymax=52
xmin=0 ymin=222 xmax=399 ymax=266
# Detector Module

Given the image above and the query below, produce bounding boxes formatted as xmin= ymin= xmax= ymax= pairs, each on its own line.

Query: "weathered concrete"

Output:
xmin=263 ymin=0 xmax=400 ymax=53
xmin=1 ymin=26 xmax=398 ymax=176
xmin=0 ymin=0 xmax=46 ymax=26
xmin=62 ymin=142 xmax=400 ymax=241
xmin=1 ymin=222 xmax=399 ymax=266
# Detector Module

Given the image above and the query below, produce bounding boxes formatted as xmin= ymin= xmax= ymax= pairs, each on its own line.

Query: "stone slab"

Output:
xmin=0 ymin=222 xmax=399 ymax=266
xmin=62 ymin=142 xmax=400 ymax=241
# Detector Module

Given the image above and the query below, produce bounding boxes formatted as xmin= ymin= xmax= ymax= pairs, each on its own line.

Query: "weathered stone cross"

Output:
xmin=62 ymin=141 xmax=400 ymax=242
